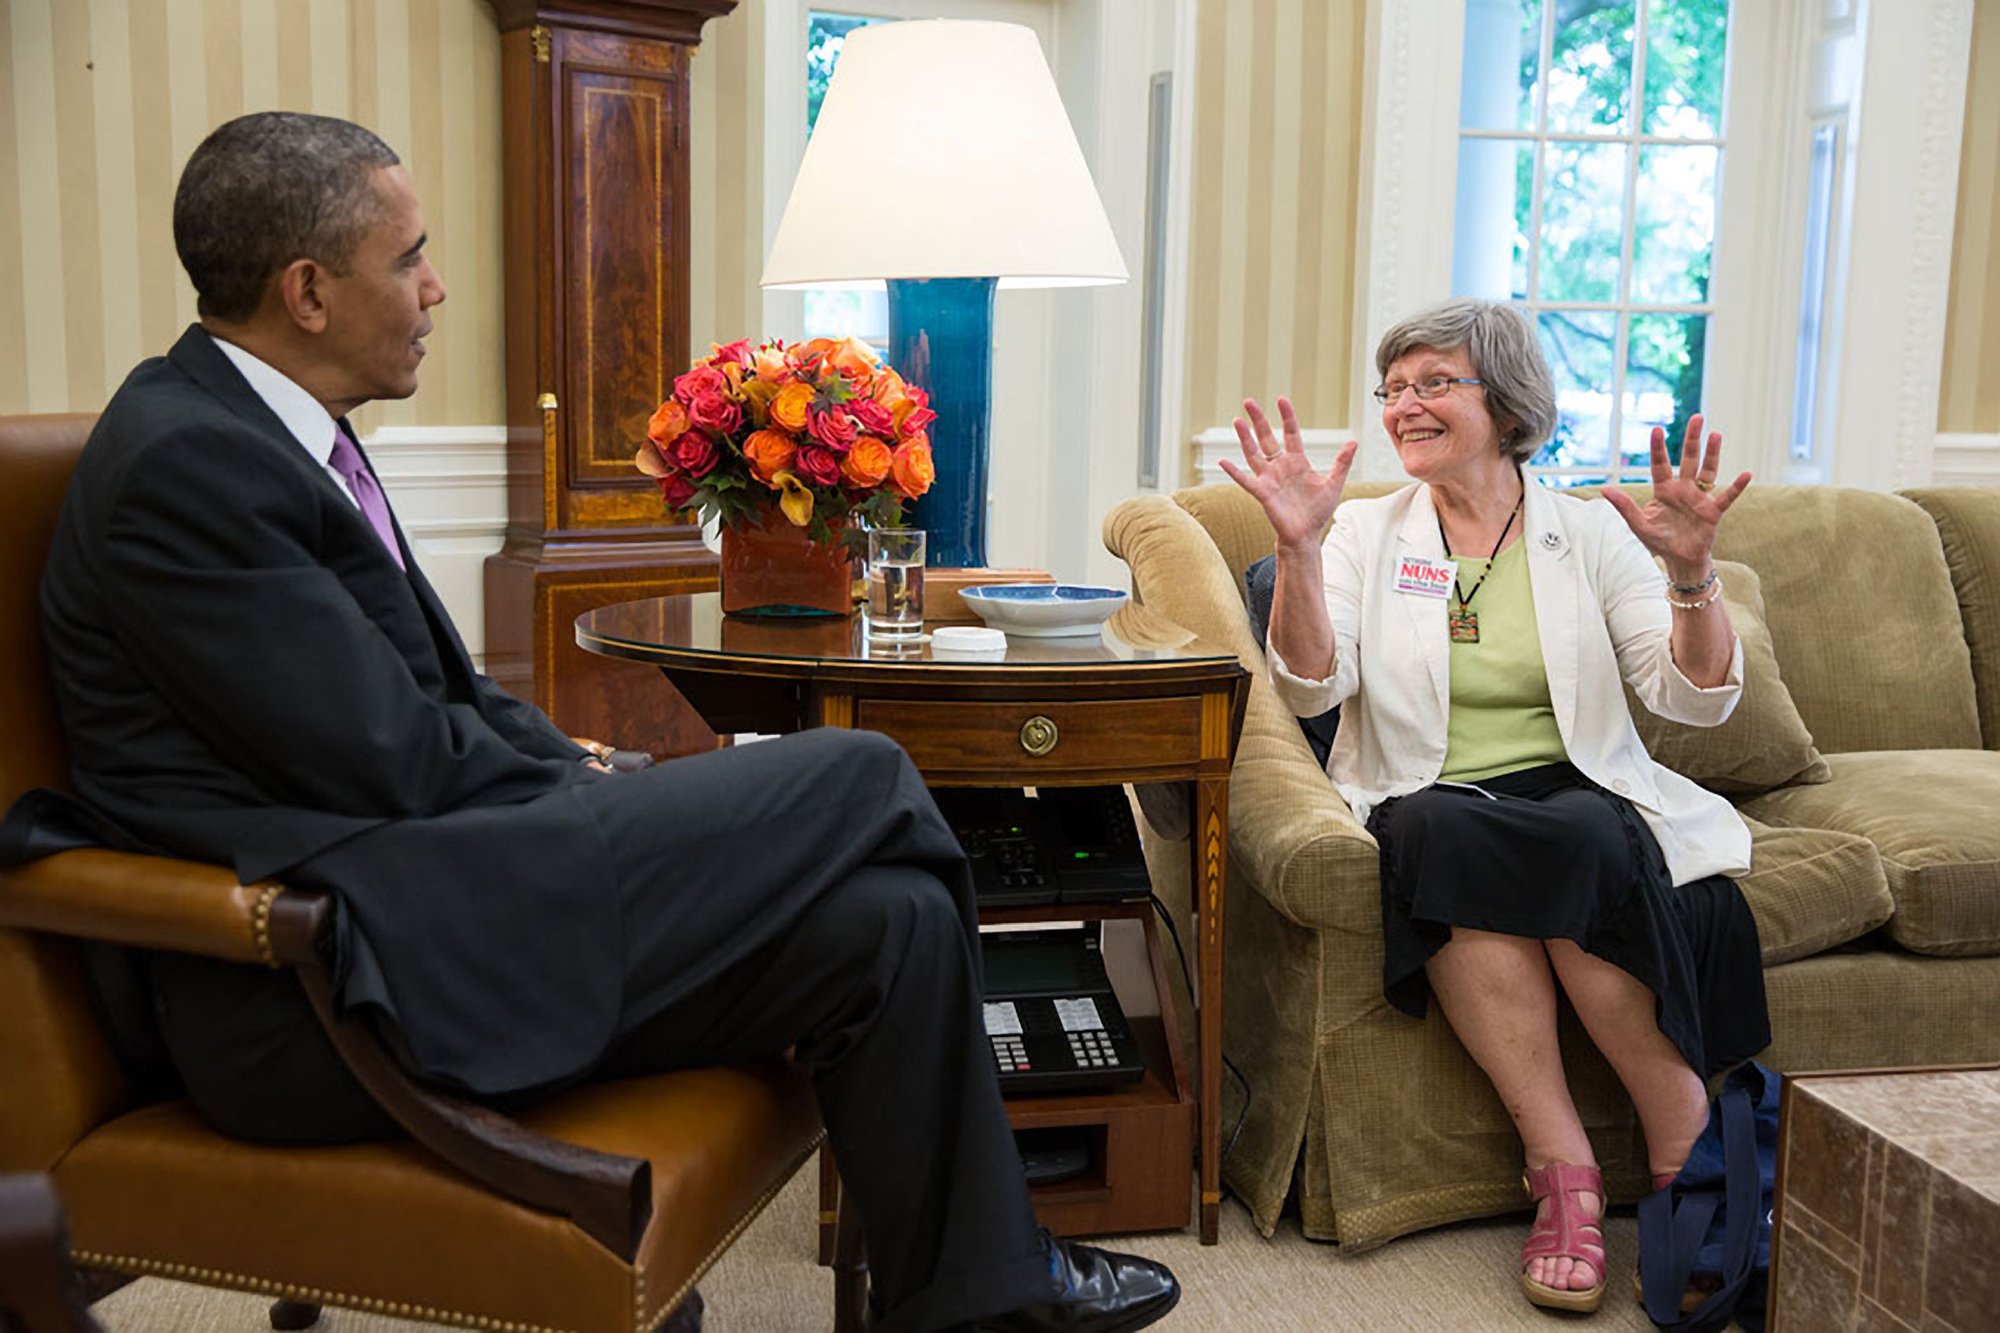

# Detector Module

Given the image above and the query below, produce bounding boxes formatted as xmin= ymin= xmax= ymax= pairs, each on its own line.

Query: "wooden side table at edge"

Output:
xmin=575 ymin=594 xmax=1249 ymax=1245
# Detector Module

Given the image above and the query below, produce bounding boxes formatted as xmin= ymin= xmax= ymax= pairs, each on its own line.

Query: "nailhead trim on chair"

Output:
xmin=71 ymin=1249 xmax=580 ymax=1332
xmin=71 ymin=1130 xmax=835 ymax=1333
xmin=250 ymin=882 xmax=285 ymax=967
xmin=638 ymin=1130 xmax=827 ymax=1332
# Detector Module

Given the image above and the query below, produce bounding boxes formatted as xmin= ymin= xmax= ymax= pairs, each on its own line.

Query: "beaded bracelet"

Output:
xmin=1667 ymin=579 xmax=1724 ymax=612
xmin=1667 ymin=567 xmax=1718 ymax=597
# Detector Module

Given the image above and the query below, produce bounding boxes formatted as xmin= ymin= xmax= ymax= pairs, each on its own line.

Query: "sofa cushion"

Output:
xmin=1901 ymin=488 xmax=2000 ymax=749
xmin=1739 ymin=751 xmax=2000 ymax=957
xmin=1708 ymin=486 xmax=1980 ymax=753
xmin=1627 ymin=560 xmax=1831 ymax=795
xmin=1735 ymin=815 xmax=1891 ymax=965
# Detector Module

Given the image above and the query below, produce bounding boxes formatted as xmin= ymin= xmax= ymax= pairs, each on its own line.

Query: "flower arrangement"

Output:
xmin=636 ymin=335 xmax=937 ymax=546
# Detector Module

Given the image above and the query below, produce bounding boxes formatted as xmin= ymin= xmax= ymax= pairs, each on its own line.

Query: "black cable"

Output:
xmin=1148 ymin=890 xmax=1252 ymax=1184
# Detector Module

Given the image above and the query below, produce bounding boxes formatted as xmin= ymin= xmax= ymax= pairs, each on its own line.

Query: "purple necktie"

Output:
xmin=328 ymin=426 xmax=406 ymax=571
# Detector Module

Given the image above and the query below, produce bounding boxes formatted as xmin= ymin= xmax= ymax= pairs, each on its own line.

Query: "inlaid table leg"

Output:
xmin=1192 ymin=775 xmax=1229 ymax=1245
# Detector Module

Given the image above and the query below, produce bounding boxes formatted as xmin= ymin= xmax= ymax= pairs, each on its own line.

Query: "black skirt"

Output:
xmin=1367 ymin=762 xmax=1769 ymax=1079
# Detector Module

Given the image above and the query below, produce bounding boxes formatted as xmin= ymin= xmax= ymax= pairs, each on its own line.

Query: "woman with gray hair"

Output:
xmin=1221 ymin=298 xmax=1769 ymax=1314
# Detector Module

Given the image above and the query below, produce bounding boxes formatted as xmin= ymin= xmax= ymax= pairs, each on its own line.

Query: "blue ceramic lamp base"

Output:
xmin=887 ymin=276 xmax=997 ymax=569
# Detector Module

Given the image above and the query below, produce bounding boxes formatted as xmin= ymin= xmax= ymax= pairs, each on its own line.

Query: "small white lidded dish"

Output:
xmin=958 ymin=584 xmax=1129 ymax=638
xmin=930 ymin=624 xmax=1009 ymax=659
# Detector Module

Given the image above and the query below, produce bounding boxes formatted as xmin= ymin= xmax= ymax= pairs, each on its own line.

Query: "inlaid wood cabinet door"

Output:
xmin=551 ymin=26 xmax=688 ymax=526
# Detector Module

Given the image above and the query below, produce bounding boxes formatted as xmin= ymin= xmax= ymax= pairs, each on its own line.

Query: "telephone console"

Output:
xmin=979 ymin=926 xmax=1145 ymax=1095
xmin=933 ymin=784 xmax=1151 ymax=906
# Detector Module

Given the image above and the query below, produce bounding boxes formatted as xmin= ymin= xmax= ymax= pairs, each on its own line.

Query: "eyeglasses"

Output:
xmin=1371 ymin=376 xmax=1484 ymax=405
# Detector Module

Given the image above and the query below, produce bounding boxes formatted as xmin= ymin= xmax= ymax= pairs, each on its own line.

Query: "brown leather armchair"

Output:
xmin=0 ymin=413 xmax=863 ymax=1332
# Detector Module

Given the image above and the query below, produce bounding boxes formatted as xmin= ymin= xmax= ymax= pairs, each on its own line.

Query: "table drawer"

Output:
xmin=855 ymin=696 xmax=1202 ymax=775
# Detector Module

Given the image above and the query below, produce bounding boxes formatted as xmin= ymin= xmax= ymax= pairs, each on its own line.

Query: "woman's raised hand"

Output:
xmin=1601 ymin=413 xmax=1751 ymax=576
xmin=1217 ymin=396 xmax=1358 ymax=551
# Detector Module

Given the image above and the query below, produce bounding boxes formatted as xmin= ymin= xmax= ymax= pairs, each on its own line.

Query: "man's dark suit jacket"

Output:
xmin=11 ymin=326 xmax=633 ymax=1094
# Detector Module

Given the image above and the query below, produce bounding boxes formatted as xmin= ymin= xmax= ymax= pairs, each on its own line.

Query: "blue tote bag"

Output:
xmin=1638 ymin=1061 xmax=1782 ymax=1332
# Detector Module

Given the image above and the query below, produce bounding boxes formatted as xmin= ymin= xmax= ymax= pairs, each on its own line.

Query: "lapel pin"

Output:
xmin=1540 ymin=532 xmax=1562 ymax=550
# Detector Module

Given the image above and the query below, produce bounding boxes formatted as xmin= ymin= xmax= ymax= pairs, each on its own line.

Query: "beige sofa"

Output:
xmin=1105 ymin=480 xmax=2000 ymax=1251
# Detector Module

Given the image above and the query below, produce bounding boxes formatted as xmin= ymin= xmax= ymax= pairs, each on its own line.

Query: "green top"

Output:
xmin=1439 ymin=538 xmax=1570 ymax=783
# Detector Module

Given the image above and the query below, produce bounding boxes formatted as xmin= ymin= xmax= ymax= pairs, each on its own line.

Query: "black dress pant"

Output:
xmin=148 ymin=730 xmax=1054 ymax=1332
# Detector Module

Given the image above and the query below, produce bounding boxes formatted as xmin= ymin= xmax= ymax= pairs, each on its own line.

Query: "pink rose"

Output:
xmin=670 ymin=431 xmax=718 ymax=478
xmin=659 ymin=473 xmax=697 ymax=508
xmin=687 ymin=390 xmax=742 ymax=435
xmin=674 ymin=364 xmax=728 ymax=401
xmin=847 ymin=398 xmax=894 ymax=439
xmin=806 ymin=406 xmax=858 ymax=452
xmin=897 ymin=396 xmax=938 ymax=441
xmin=794 ymin=444 xmax=842 ymax=486
xmin=711 ymin=338 xmax=754 ymax=366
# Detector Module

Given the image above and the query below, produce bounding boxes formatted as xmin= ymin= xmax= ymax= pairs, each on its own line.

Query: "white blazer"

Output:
xmin=1269 ymin=479 xmax=1752 ymax=886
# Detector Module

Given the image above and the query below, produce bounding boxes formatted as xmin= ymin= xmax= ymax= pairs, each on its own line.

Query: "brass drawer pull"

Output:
xmin=1019 ymin=715 xmax=1059 ymax=756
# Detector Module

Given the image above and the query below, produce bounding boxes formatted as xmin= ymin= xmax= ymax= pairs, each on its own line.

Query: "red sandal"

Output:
xmin=1521 ymin=1162 xmax=1606 ymax=1313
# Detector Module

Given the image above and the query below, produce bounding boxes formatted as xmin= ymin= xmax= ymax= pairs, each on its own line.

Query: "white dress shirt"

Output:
xmin=208 ymin=332 xmax=362 ymax=511
xmin=1269 ymin=479 xmax=1752 ymax=886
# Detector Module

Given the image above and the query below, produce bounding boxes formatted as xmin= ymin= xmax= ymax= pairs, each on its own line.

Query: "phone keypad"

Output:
xmin=1065 ymin=1029 xmax=1119 ymax=1069
xmin=992 ymin=1035 xmax=1031 ymax=1073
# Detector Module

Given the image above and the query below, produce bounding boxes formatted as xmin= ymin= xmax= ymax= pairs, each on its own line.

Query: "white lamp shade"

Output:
xmin=761 ymin=20 xmax=1127 ymax=290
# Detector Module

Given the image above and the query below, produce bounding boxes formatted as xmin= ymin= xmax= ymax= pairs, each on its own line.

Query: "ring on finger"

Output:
xmin=1695 ymin=478 xmax=1715 ymax=493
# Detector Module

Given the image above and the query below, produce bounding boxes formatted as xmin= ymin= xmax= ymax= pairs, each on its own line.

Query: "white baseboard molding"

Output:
xmin=1190 ymin=425 xmax=1356 ymax=488
xmin=1932 ymin=433 xmax=2000 ymax=485
xmin=363 ymin=425 xmax=509 ymax=670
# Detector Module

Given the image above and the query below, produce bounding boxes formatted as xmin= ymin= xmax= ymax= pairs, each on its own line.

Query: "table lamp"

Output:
xmin=761 ymin=19 xmax=1127 ymax=570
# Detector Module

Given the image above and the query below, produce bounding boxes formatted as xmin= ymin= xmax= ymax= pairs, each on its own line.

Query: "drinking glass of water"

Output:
xmin=866 ymin=529 xmax=926 ymax=638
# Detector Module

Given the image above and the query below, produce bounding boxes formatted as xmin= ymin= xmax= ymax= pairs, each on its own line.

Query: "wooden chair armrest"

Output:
xmin=0 ymin=849 xmax=281 ymax=965
xmin=265 ymin=895 xmax=653 ymax=1261
xmin=0 ymin=850 xmax=652 ymax=1259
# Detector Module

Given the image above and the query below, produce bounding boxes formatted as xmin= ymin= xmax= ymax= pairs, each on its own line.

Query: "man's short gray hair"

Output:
xmin=1375 ymin=299 xmax=1557 ymax=463
xmin=173 ymin=112 xmax=401 ymax=322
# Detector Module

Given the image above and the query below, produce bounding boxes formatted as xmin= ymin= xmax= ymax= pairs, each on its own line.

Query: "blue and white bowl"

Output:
xmin=958 ymin=584 xmax=1129 ymax=638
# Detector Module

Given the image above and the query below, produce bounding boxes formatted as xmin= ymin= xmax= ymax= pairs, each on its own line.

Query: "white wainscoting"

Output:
xmin=1933 ymin=434 xmax=2000 ymax=486
xmin=364 ymin=425 xmax=509 ymax=669
xmin=1190 ymin=425 xmax=1357 ymax=489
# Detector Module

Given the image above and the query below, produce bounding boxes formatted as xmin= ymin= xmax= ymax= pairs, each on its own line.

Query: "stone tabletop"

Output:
xmin=1775 ymin=1067 xmax=2000 ymax=1331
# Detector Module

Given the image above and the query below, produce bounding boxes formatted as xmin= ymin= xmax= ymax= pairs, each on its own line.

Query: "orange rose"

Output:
xmin=870 ymin=367 xmax=908 ymax=408
xmin=770 ymin=382 xmax=815 ymax=433
xmin=826 ymin=335 xmax=878 ymax=382
xmin=752 ymin=345 xmax=788 ymax=384
xmin=742 ymin=429 xmax=798 ymax=485
xmin=890 ymin=436 xmax=934 ymax=499
xmin=841 ymin=436 xmax=893 ymax=488
xmin=647 ymin=399 xmax=689 ymax=446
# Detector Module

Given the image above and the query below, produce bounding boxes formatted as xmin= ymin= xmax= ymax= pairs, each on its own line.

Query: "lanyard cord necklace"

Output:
xmin=1437 ymin=493 xmax=1522 ymax=644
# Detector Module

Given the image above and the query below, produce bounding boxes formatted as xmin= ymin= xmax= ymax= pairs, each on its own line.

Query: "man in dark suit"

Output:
xmin=8 ymin=111 xmax=1178 ymax=1333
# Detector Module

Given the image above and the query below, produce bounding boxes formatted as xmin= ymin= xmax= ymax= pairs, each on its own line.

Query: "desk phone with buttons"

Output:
xmin=979 ymin=926 xmax=1145 ymax=1095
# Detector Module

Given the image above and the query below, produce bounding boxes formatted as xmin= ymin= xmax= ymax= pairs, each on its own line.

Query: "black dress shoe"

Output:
xmin=978 ymin=1238 xmax=1180 ymax=1332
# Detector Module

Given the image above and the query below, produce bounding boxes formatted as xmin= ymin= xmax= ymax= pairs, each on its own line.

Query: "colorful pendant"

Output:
xmin=1448 ymin=606 xmax=1480 ymax=643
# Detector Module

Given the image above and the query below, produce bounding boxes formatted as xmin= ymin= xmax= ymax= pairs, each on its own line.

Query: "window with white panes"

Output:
xmin=799 ymin=11 xmax=890 ymax=350
xmin=1452 ymin=0 xmax=1730 ymax=483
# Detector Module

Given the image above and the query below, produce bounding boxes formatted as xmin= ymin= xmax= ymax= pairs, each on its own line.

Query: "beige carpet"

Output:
xmin=90 ymin=1170 xmax=1659 ymax=1331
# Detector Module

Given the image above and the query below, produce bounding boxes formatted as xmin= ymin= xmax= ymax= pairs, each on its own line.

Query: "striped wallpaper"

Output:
xmin=0 ymin=0 xmax=507 ymax=434
xmin=2 ymin=1 xmax=1994 ymax=450
xmin=1179 ymin=0 xmax=1367 ymax=462
xmin=1940 ymin=0 xmax=2000 ymax=435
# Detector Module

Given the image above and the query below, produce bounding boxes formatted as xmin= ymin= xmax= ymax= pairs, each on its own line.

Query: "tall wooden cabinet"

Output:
xmin=482 ymin=0 xmax=736 ymax=755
